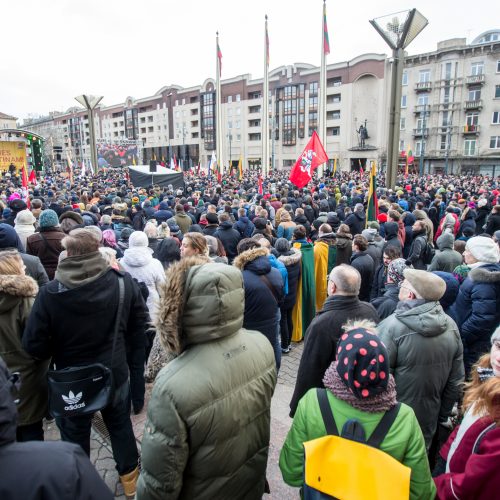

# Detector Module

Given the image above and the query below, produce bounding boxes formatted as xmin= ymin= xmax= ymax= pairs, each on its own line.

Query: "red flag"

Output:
xmin=323 ymin=1 xmax=330 ymax=55
xmin=258 ymin=175 xmax=263 ymax=195
xmin=358 ymin=160 xmax=364 ymax=177
xmin=28 ymin=169 xmax=36 ymax=184
xmin=289 ymin=131 xmax=328 ymax=188
xmin=217 ymin=40 xmax=222 ymax=76
xmin=22 ymin=167 xmax=30 ymax=209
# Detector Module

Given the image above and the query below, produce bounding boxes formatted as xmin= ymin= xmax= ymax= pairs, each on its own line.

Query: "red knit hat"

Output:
xmin=377 ymin=213 xmax=388 ymax=223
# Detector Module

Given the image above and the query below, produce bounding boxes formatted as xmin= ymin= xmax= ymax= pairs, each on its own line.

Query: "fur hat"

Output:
xmin=466 ymin=236 xmax=500 ymax=264
xmin=39 ymin=209 xmax=59 ymax=229
xmin=404 ymin=269 xmax=446 ymax=301
xmin=59 ymin=211 xmax=84 ymax=225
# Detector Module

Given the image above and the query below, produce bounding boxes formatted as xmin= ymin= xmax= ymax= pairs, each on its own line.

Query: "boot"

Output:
xmin=120 ymin=466 xmax=139 ymax=498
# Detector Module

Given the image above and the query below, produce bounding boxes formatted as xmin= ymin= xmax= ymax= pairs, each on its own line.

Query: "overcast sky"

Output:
xmin=2 ymin=0 xmax=495 ymax=121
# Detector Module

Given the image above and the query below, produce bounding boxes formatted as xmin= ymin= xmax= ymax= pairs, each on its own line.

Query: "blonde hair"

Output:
xmin=183 ymin=232 xmax=209 ymax=256
xmin=342 ymin=319 xmax=377 ymax=333
xmin=0 ymin=250 xmax=24 ymax=275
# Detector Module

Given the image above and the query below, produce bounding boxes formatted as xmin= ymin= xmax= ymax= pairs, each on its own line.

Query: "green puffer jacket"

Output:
xmin=137 ymin=258 xmax=277 ymax=500
xmin=0 ymin=274 xmax=49 ymax=426
xmin=377 ymin=300 xmax=464 ymax=449
xmin=279 ymin=389 xmax=436 ymax=500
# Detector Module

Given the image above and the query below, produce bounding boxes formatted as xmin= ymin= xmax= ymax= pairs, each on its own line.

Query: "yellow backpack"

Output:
xmin=303 ymin=389 xmax=411 ymax=500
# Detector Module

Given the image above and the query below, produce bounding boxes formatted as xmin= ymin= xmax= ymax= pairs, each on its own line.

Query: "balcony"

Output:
xmin=466 ymin=74 xmax=485 ymax=86
xmin=413 ymin=104 xmax=431 ymax=114
xmin=415 ymin=81 xmax=432 ymax=92
xmin=463 ymin=124 xmax=480 ymax=135
xmin=464 ymin=100 xmax=483 ymax=110
xmin=413 ymin=128 xmax=429 ymax=138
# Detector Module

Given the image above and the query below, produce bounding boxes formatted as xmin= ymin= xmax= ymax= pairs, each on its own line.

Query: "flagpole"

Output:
xmin=216 ymin=31 xmax=224 ymax=176
xmin=262 ymin=15 xmax=270 ymax=178
xmin=318 ymin=0 xmax=329 ymax=179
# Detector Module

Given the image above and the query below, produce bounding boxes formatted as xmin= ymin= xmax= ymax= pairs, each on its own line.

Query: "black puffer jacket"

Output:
xmin=350 ymin=251 xmax=374 ymax=301
xmin=214 ymin=221 xmax=241 ymax=262
xmin=344 ymin=211 xmax=366 ymax=236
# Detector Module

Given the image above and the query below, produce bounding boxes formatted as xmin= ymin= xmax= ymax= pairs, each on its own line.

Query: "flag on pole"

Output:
xmin=28 ymin=168 xmax=36 ymax=184
xmin=333 ymin=157 xmax=338 ymax=174
xmin=289 ymin=131 xmax=328 ymax=188
xmin=217 ymin=39 xmax=222 ymax=76
xmin=258 ymin=174 xmax=263 ymax=195
xmin=238 ymin=156 xmax=243 ymax=180
xmin=323 ymin=0 xmax=330 ymax=55
xmin=366 ymin=161 xmax=379 ymax=225
xmin=209 ymin=151 xmax=217 ymax=177
xmin=80 ymin=160 xmax=86 ymax=178
xmin=21 ymin=166 xmax=30 ymax=209
xmin=358 ymin=159 xmax=364 ymax=177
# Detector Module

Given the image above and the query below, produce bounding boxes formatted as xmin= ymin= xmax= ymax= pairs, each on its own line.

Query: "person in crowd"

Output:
xmin=102 ymin=228 xmax=123 ymax=259
xmin=155 ymin=237 xmax=181 ymax=269
xmin=350 ymin=234 xmax=374 ymax=302
xmin=4 ymin=198 xmax=27 ymax=227
xmin=276 ymin=210 xmax=296 ymax=241
xmin=334 ymin=223 xmax=353 ymax=265
xmin=255 ymin=236 xmax=288 ymax=296
xmin=428 ymin=233 xmax=463 ymax=273
xmin=435 ymin=210 xmax=460 ymax=241
xmin=0 ymin=250 xmax=48 ymax=442
xmin=450 ymin=236 xmax=500 ymax=377
xmin=378 ymin=269 xmax=464 ymax=450
xmin=168 ymin=204 xmax=192 ymax=234
xmin=117 ymin=226 xmax=133 ymax=253
xmin=213 ymin=212 xmax=241 ymax=263
xmin=202 ymin=212 xmax=219 ymax=236
xmin=432 ymin=271 xmax=460 ymax=317
xmin=405 ymin=219 xmax=429 ymax=270
xmin=143 ymin=222 xmax=160 ymax=257
xmin=294 ymin=208 xmax=311 ymax=237
xmin=433 ymin=326 xmax=500 ymax=499
xmin=370 ymin=258 xmax=407 ymax=320
xmin=205 ymin=235 xmax=228 ymax=264
xmin=413 ymin=208 xmax=435 ymax=243
xmin=383 ymin=220 xmax=403 ymax=255
xmin=14 ymin=209 xmax=36 ymax=250
xmin=234 ymin=238 xmax=283 ymax=370
xmin=180 ymin=232 xmax=209 ymax=258
xmin=484 ymin=204 xmax=500 ymax=235
xmin=0 ymin=357 xmax=114 ymax=500
xmin=99 ymin=214 xmax=113 ymax=232
xmin=387 ymin=209 xmax=406 ymax=247
xmin=22 ymin=228 xmax=149 ymax=498
xmin=233 ymin=207 xmax=255 ymax=239
xmin=291 ymin=225 xmax=316 ymax=342
xmin=458 ymin=207 xmax=476 ymax=238
xmin=289 ymin=265 xmax=379 ymax=416
xmin=59 ymin=211 xmax=84 ymax=234
xmin=370 ymin=246 xmax=401 ymax=301
xmin=362 ymin=228 xmax=383 ymax=273
xmin=401 ymin=212 xmax=415 ymax=259
xmin=280 ymin=324 xmax=435 ymax=499
xmin=26 ymin=209 xmax=65 ymax=279
xmin=314 ymin=223 xmax=336 ymax=312
xmin=275 ymin=238 xmax=302 ymax=354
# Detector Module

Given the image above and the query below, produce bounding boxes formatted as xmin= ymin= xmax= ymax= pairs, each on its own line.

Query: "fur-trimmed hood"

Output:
xmin=233 ymin=247 xmax=269 ymax=271
xmin=155 ymin=256 xmax=244 ymax=355
xmin=469 ymin=264 xmax=500 ymax=283
xmin=0 ymin=275 xmax=38 ymax=314
xmin=277 ymin=247 xmax=302 ymax=267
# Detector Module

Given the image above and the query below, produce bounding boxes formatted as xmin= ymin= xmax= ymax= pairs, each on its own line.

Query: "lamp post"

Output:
xmin=75 ymin=95 xmax=103 ymax=174
xmin=370 ymin=9 xmax=428 ymax=188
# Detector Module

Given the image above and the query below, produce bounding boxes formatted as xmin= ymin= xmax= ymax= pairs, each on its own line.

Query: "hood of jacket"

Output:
xmin=354 ymin=211 xmax=366 ymax=222
xmin=437 ymin=232 xmax=454 ymax=250
xmin=469 ymin=263 xmax=500 ymax=283
xmin=404 ymin=213 xmax=416 ymax=227
xmin=385 ymin=221 xmax=399 ymax=239
xmin=0 ymin=274 xmax=38 ymax=314
xmin=233 ymin=247 xmax=271 ymax=275
xmin=218 ymin=220 xmax=234 ymax=230
xmin=122 ymin=245 xmax=154 ymax=267
xmin=277 ymin=247 xmax=302 ymax=266
xmin=394 ymin=300 xmax=449 ymax=337
xmin=155 ymin=256 xmax=243 ymax=355
xmin=55 ymin=251 xmax=109 ymax=289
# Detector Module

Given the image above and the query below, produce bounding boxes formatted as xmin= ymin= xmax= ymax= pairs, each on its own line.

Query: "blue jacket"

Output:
xmin=268 ymin=254 xmax=288 ymax=295
xmin=233 ymin=216 xmax=254 ymax=238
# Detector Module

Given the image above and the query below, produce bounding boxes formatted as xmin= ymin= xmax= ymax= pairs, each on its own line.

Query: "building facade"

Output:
xmin=0 ymin=112 xmax=17 ymax=130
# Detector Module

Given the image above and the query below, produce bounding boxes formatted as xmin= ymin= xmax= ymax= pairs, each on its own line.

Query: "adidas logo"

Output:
xmin=62 ymin=391 xmax=86 ymax=411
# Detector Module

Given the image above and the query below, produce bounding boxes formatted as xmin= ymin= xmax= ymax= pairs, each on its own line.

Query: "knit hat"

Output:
xmin=14 ymin=209 xmax=36 ymax=225
xmin=9 ymin=199 xmax=27 ymax=212
xmin=377 ymin=213 xmax=388 ymax=223
xmin=465 ymin=236 xmax=500 ymax=264
xmin=361 ymin=228 xmax=376 ymax=242
xmin=387 ymin=258 xmax=407 ymax=287
xmin=274 ymin=238 xmax=290 ymax=254
xmin=0 ymin=223 xmax=24 ymax=251
xmin=39 ymin=209 xmax=59 ymax=229
xmin=336 ymin=328 xmax=389 ymax=399
xmin=206 ymin=213 xmax=219 ymax=224
xmin=120 ymin=228 xmax=133 ymax=240
xmin=403 ymin=269 xmax=446 ymax=301
xmin=453 ymin=264 xmax=471 ymax=284
xmin=129 ymin=231 xmax=148 ymax=248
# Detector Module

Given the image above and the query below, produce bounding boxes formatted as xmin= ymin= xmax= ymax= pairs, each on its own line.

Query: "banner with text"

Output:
xmin=0 ymin=141 xmax=27 ymax=172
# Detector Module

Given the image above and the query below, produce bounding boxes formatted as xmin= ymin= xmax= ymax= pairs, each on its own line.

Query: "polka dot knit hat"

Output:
xmin=336 ymin=328 xmax=389 ymax=399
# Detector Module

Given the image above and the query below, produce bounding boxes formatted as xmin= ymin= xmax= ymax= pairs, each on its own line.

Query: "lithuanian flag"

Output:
xmin=366 ymin=161 xmax=378 ymax=225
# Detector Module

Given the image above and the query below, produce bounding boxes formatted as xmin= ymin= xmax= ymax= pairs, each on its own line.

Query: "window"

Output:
xmin=327 ymin=77 xmax=342 ymax=87
xmin=235 ymin=94 xmax=241 ymax=102
xmin=326 ymin=126 xmax=340 ymax=136
xmin=401 ymin=95 xmax=407 ymax=108
xmin=399 ymin=139 xmax=405 ymax=152
xmin=490 ymin=136 xmax=500 ymax=148
xmin=493 ymin=111 xmax=500 ymax=124
xmin=400 ymin=117 xmax=406 ymax=130
xmin=235 ymin=120 xmax=240 ymax=129
xmin=327 ymin=110 xmax=340 ymax=120
xmin=466 ymin=113 xmax=479 ymax=126
xmin=439 ymin=135 xmax=448 ymax=151
xmin=248 ymin=133 xmax=261 ymax=141
xmin=496 ymin=85 xmax=500 ymax=99
xmin=418 ymin=94 xmax=429 ymax=105
xmin=309 ymin=82 xmax=318 ymax=96
xmin=468 ymin=88 xmax=481 ymax=101
xmin=236 ymin=134 xmax=241 ymax=141
xmin=497 ymin=61 xmax=500 ymax=73
xmin=402 ymin=71 xmax=408 ymax=85
xmin=249 ymin=105 xmax=261 ymax=113
xmin=470 ymin=62 xmax=484 ymax=76
xmin=415 ymin=141 xmax=422 ymax=156
xmin=148 ymin=127 xmax=154 ymax=133
xmin=464 ymin=139 xmax=476 ymax=156
xmin=416 ymin=117 xmax=425 ymax=130
xmin=236 ymin=108 xmax=241 ymax=115
xmin=419 ymin=70 xmax=431 ymax=83
xmin=228 ymin=121 xmax=232 ymax=129
xmin=227 ymin=108 xmax=232 ymax=116
xmin=442 ymin=62 xmax=452 ymax=81
xmin=328 ymin=93 xmax=341 ymax=104
xmin=228 ymin=96 xmax=233 ymax=103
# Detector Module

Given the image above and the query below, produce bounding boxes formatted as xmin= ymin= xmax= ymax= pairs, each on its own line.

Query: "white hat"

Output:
xmin=466 ymin=236 xmax=500 ymax=264
xmin=129 ymin=231 xmax=148 ymax=248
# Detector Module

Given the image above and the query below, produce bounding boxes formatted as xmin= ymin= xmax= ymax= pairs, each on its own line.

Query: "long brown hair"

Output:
xmin=463 ymin=354 xmax=500 ymax=422
xmin=0 ymin=250 xmax=24 ymax=275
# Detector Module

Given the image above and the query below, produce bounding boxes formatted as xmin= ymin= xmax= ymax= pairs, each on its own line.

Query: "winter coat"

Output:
xmin=406 ymin=231 xmax=427 ymax=270
xmin=23 ymin=255 xmax=149 ymax=390
xmin=233 ymin=216 xmax=254 ymax=239
xmin=334 ymin=233 xmax=352 ymax=266
xmin=280 ymin=389 xmax=436 ymax=500
xmin=366 ymin=241 xmax=383 ymax=274
xmin=484 ymin=212 xmax=500 ymax=236
xmin=233 ymin=247 xmax=283 ymax=340
xmin=136 ymin=260 xmax=277 ymax=500
xmin=458 ymin=213 xmax=476 ymax=238
xmin=370 ymin=283 xmax=399 ymax=320
xmin=474 ymin=206 xmax=490 ymax=234
xmin=277 ymin=221 xmax=296 ymax=241
xmin=26 ymin=227 xmax=65 ymax=280
xmin=378 ymin=301 xmax=464 ymax=448
xmin=432 ymin=271 xmax=460 ymax=315
xmin=120 ymin=246 xmax=165 ymax=321
xmin=434 ymin=411 xmax=500 ymax=499
xmin=294 ymin=215 xmax=311 ymax=236
xmin=344 ymin=211 xmax=365 ymax=236
xmin=314 ymin=237 xmax=337 ymax=312
xmin=14 ymin=224 xmax=35 ymax=250
xmin=289 ymin=295 xmax=379 ymax=416
xmin=370 ymin=263 xmax=387 ymax=300
xmin=202 ymin=224 xmax=219 ymax=237
xmin=0 ymin=359 xmax=113 ymax=500
xmin=0 ymin=275 xmax=49 ymax=426
xmin=450 ymin=263 xmax=500 ymax=373
xmin=213 ymin=221 xmax=242 ymax=262
xmin=383 ymin=222 xmax=403 ymax=255
xmin=170 ymin=212 xmax=193 ymax=234
xmin=350 ymin=251 xmax=374 ymax=302
xmin=20 ymin=253 xmax=49 ymax=288
xmin=428 ymin=233 xmax=463 ymax=273
xmin=277 ymin=249 xmax=301 ymax=309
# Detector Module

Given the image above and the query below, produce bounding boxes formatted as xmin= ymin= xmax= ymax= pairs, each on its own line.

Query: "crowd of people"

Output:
xmin=0 ymin=165 xmax=499 ymax=499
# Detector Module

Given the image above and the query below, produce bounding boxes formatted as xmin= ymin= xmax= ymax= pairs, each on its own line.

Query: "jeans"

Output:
xmin=56 ymin=381 xmax=138 ymax=475
xmin=16 ymin=420 xmax=44 ymax=442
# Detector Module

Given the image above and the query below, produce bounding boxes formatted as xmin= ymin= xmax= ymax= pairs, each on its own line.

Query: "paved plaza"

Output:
xmin=44 ymin=341 xmax=304 ymax=499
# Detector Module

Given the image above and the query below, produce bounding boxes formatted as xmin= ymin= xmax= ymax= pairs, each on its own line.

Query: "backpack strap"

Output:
xmin=366 ymin=403 xmax=401 ymax=448
xmin=316 ymin=388 xmax=339 ymax=436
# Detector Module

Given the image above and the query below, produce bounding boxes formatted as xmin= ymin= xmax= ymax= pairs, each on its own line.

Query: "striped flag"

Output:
xmin=333 ymin=157 xmax=338 ymax=174
xmin=265 ymin=16 xmax=270 ymax=67
xmin=323 ymin=0 xmax=330 ymax=55
xmin=366 ymin=161 xmax=379 ymax=225
xmin=217 ymin=39 xmax=222 ymax=76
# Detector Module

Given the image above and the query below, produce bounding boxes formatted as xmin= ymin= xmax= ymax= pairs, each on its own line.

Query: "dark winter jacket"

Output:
xmin=402 ymin=214 xmax=415 ymax=258
xmin=277 ymin=248 xmax=302 ymax=309
xmin=350 ymin=251 xmax=374 ymax=301
xmin=432 ymin=271 xmax=460 ymax=315
xmin=370 ymin=263 xmax=387 ymax=300
xmin=289 ymin=295 xmax=379 ymax=416
xmin=458 ymin=212 xmax=476 ymax=238
xmin=214 ymin=221 xmax=241 ymax=262
xmin=474 ymin=206 xmax=490 ymax=234
xmin=370 ymin=283 xmax=399 ymax=320
xmin=344 ymin=211 xmax=365 ymax=236
xmin=365 ymin=241 xmax=383 ymax=274
xmin=20 ymin=253 xmax=49 ymax=287
xmin=334 ymin=233 xmax=352 ymax=266
xmin=378 ymin=300 xmax=464 ymax=448
xmin=485 ymin=212 xmax=500 ymax=236
xmin=428 ymin=233 xmax=462 ymax=273
xmin=406 ymin=230 xmax=427 ymax=270
xmin=26 ymin=227 xmax=65 ymax=280
xmin=202 ymin=224 xmax=219 ymax=237
xmin=383 ymin=222 xmax=403 ymax=255
xmin=233 ymin=216 xmax=255 ymax=238
xmin=23 ymin=254 xmax=149 ymax=389
xmin=0 ymin=357 xmax=113 ymax=500
xmin=294 ymin=215 xmax=311 ymax=236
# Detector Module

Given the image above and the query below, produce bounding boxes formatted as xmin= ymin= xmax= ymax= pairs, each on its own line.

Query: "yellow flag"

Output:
xmin=333 ymin=157 xmax=338 ymax=174
xmin=238 ymin=156 xmax=243 ymax=180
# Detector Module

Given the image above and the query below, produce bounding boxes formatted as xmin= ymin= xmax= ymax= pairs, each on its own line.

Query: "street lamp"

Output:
xmin=75 ymin=94 xmax=103 ymax=174
xmin=370 ymin=9 xmax=428 ymax=188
